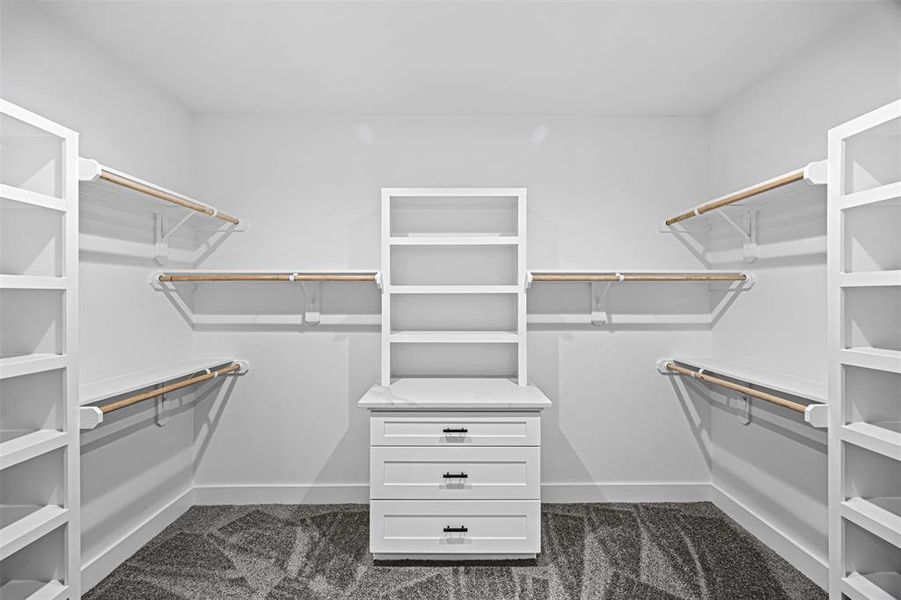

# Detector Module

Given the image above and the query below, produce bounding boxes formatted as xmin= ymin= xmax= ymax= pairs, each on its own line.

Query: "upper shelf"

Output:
xmin=662 ymin=160 xmax=827 ymax=228
xmin=80 ymin=358 xmax=236 ymax=406
xmin=79 ymin=158 xmax=242 ymax=226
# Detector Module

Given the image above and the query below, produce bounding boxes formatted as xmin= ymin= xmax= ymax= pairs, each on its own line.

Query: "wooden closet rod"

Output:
xmin=665 ymin=170 xmax=805 ymax=226
xmin=157 ymin=273 xmax=377 ymax=282
xmin=665 ymin=362 xmax=806 ymax=413
xmin=98 ymin=169 xmax=240 ymax=225
xmin=530 ymin=273 xmax=747 ymax=282
xmin=100 ymin=363 xmax=241 ymax=415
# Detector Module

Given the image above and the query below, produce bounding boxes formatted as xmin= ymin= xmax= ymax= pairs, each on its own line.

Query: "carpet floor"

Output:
xmin=84 ymin=502 xmax=826 ymax=600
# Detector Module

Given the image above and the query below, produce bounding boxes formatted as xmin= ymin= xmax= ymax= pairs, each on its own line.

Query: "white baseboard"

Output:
xmin=81 ymin=487 xmax=194 ymax=593
xmin=711 ymin=485 xmax=828 ymax=591
xmin=193 ymin=483 xmax=370 ymax=505
xmin=191 ymin=481 xmax=711 ymax=505
xmin=542 ymin=481 xmax=712 ymax=503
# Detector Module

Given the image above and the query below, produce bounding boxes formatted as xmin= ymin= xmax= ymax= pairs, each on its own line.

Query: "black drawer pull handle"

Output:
xmin=442 ymin=427 xmax=468 ymax=434
xmin=443 ymin=526 xmax=468 ymax=533
xmin=442 ymin=472 xmax=469 ymax=479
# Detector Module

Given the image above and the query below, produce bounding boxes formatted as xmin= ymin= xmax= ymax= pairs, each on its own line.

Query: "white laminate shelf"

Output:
xmin=0 ymin=430 xmax=68 ymax=470
xmin=389 ymin=331 xmax=519 ymax=344
xmin=0 ymin=581 xmax=68 ymax=600
xmin=359 ymin=378 xmax=552 ymax=410
xmin=841 ymin=271 xmax=901 ymax=288
xmin=79 ymin=358 xmax=235 ymax=406
xmin=0 ymin=275 xmax=67 ymax=290
xmin=0 ymin=184 xmax=67 ymax=212
xmin=841 ymin=181 xmax=901 ymax=210
xmin=842 ymin=497 xmax=901 ymax=550
xmin=0 ymin=505 xmax=68 ymax=561
xmin=843 ymin=422 xmax=901 ymax=462
xmin=389 ymin=285 xmax=520 ymax=295
xmin=842 ymin=347 xmax=901 ymax=374
xmin=390 ymin=235 xmax=519 ymax=246
xmin=670 ymin=357 xmax=827 ymax=403
xmin=843 ymin=572 xmax=901 ymax=600
xmin=0 ymin=355 xmax=68 ymax=380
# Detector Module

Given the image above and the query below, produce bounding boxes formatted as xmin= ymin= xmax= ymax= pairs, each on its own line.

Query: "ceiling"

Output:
xmin=33 ymin=0 xmax=871 ymax=115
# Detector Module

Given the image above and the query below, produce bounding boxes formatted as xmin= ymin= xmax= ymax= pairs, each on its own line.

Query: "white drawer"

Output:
xmin=370 ymin=500 xmax=540 ymax=556
xmin=370 ymin=446 xmax=539 ymax=500
xmin=369 ymin=412 xmax=540 ymax=446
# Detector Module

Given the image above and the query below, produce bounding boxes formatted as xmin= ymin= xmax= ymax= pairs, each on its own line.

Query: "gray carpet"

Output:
xmin=84 ymin=502 xmax=826 ymax=600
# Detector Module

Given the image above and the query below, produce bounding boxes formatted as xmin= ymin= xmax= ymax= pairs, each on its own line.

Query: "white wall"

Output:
xmin=1 ymin=2 xmax=200 ymax=591
xmin=705 ymin=3 xmax=901 ymax=587
xmin=188 ymin=114 xmax=718 ymax=503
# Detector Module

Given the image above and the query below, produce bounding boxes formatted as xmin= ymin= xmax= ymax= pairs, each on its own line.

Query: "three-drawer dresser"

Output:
xmin=359 ymin=378 xmax=551 ymax=560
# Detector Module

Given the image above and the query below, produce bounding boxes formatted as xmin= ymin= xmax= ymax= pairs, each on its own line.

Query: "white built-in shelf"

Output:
xmin=359 ymin=378 xmax=552 ymax=410
xmin=79 ymin=358 xmax=235 ymax=406
xmin=0 ymin=275 xmax=67 ymax=290
xmin=670 ymin=357 xmax=827 ymax=403
xmin=842 ymin=497 xmax=901 ymax=550
xmin=0 ymin=355 xmax=68 ymax=380
xmin=843 ymin=422 xmax=901 ymax=462
xmin=389 ymin=331 xmax=519 ymax=344
xmin=0 ymin=430 xmax=67 ymax=471
xmin=841 ymin=271 xmax=901 ymax=288
xmin=0 ymin=581 xmax=68 ymax=600
xmin=842 ymin=347 xmax=901 ymax=374
xmin=0 ymin=184 xmax=67 ymax=213
xmin=0 ymin=505 xmax=68 ymax=561
xmin=390 ymin=234 xmax=519 ymax=246
xmin=843 ymin=572 xmax=901 ymax=600
xmin=389 ymin=285 xmax=520 ymax=294
xmin=841 ymin=181 xmax=901 ymax=210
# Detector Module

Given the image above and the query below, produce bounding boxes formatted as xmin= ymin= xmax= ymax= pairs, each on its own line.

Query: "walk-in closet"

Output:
xmin=0 ymin=1 xmax=899 ymax=598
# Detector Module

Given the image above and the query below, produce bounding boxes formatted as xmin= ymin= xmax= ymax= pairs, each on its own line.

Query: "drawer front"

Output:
xmin=370 ymin=446 xmax=539 ymax=500
xmin=370 ymin=500 xmax=540 ymax=555
xmin=370 ymin=413 xmax=540 ymax=446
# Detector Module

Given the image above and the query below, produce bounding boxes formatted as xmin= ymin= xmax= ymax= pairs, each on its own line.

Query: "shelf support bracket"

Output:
xmin=155 ymin=212 xmax=197 ymax=265
xmin=736 ymin=394 xmax=751 ymax=425
xmin=714 ymin=208 xmax=757 ymax=262
xmin=301 ymin=280 xmax=321 ymax=326
xmin=590 ymin=278 xmax=618 ymax=326
xmin=155 ymin=389 xmax=171 ymax=427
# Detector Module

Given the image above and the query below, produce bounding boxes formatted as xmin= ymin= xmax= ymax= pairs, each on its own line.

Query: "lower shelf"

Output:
xmin=0 ymin=581 xmax=68 ymax=600
xmin=843 ymin=571 xmax=901 ymax=600
xmin=0 ymin=505 xmax=68 ymax=561
xmin=842 ymin=497 xmax=901 ymax=549
xmin=0 ymin=430 xmax=68 ymax=471
xmin=844 ymin=422 xmax=901 ymax=461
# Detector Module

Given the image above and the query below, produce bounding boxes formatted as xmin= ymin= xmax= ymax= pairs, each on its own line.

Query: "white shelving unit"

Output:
xmin=0 ymin=99 xmax=80 ymax=598
xmin=380 ymin=188 xmax=528 ymax=385
xmin=828 ymin=99 xmax=901 ymax=600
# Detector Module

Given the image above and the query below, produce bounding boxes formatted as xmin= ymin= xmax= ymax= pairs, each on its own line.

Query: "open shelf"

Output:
xmin=0 ymin=186 xmax=67 ymax=213
xmin=0 ymin=355 xmax=68 ymax=381
xmin=843 ymin=572 xmax=901 ymax=600
xmin=0 ymin=431 xmax=67 ymax=471
xmin=669 ymin=357 xmax=826 ymax=403
xmin=389 ymin=331 xmax=518 ymax=344
xmin=0 ymin=506 xmax=67 ymax=561
xmin=390 ymin=235 xmax=519 ymax=246
xmin=0 ymin=276 xmax=66 ymax=290
xmin=842 ymin=182 xmax=901 ymax=211
xmin=842 ymin=348 xmax=901 ymax=374
xmin=842 ymin=271 xmax=901 ymax=288
xmin=80 ymin=358 xmax=235 ymax=406
xmin=0 ymin=581 xmax=68 ymax=600
xmin=844 ymin=422 xmax=901 ymax=462
xmin=843 ymin=497 xmax=901 ymax=550
xmin=389 ymin=285 xmax=519 ymax=295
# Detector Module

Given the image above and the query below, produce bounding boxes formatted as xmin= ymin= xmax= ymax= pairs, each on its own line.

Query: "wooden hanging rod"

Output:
xmin=665 ymin=170 xmax=805 ymax=226
xmin=530 ymin=272 xmax=747 ymax=282
xmin=157 ymin=273 xmax=378 ymax=283
xmin=94 ymin=166 xmax=240 ymax=225
xmin=100 ymin=363 xmax=241 ymax=415
xmin=665 ymin=362 xmax=806 ymax=413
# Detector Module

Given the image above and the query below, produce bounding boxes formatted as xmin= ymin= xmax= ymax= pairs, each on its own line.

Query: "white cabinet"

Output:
xmin=369 ymin=412 xmax=541 ymax=447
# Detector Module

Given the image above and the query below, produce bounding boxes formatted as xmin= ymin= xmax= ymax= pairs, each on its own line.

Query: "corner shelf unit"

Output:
xmin=660 ymin=356 xmax=827 ymax=427
xmin=0 ymin=99 xmax=80 ymax=597
xmin=381 ymin=188 xmax=527 ymax=385
xmin=827 ymin=99 xmax=901 ymax=600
